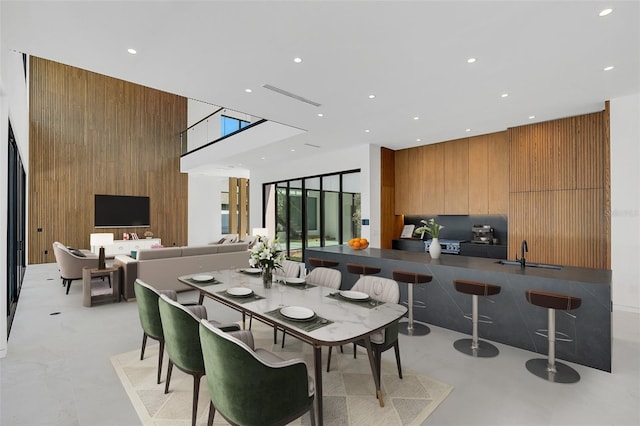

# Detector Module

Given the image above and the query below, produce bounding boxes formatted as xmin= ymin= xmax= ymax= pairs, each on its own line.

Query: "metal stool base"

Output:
xmin=399 ymin=321 xmax=430 ymax=336
xmin=526 ymin=358 xmax=580 ymax=383
xmin=453 ymin=338 xmax=499 ymax=358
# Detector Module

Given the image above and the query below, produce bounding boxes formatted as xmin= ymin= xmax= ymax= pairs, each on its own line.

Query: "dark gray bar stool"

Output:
xmin=392 ymin=270 xmax=432 ymax=336
xmin=453 ymin=279 xmax=501 ymax=357
xmin=525 ymin=289 xmax=582 ymax=383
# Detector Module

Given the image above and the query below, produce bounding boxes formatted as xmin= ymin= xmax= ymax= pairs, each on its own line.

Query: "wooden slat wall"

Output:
xmin=508 ymin=111 xmax=609 ymax=269
xmin=422 ymin=143 xmax=445 ymax=214
xmin=486 ymin=131 xmax=509 ymax=214
xmin=468 ymin=135 xmax=489 ymax=214
xmin=29 ymin=57 xmax=188 ymax=264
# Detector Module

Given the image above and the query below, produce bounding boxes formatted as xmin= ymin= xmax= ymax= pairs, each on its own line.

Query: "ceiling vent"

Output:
xmin=304 ymin=143 xmax=321 ymax=148
xmin=262 ymin=84 xmax=322 ymax=107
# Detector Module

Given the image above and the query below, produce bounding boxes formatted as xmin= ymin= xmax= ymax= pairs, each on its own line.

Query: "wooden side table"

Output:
xmin=82 ymin=266 xmax=121 ymax=307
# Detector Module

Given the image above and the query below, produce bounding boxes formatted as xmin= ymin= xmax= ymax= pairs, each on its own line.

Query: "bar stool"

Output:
xmin=525 ymin=290 xmax=582 ymax=383
xmin=453 ymin=279 xmax=501 ymax=357
xmin=346 ymin=263 xmax=381 ymax=276
xmin=308 ymin=257 xmax=340 ymax=269
xmin=392 ymin=270 xmax=432 ymax=336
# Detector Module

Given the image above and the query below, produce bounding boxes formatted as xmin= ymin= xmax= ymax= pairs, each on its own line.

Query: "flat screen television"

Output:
xmin=95 ymin=194 xmax=150 ymax=228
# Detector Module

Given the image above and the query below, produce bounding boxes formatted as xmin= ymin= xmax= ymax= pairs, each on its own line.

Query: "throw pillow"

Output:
xmin=69 ymin=249 xmax=86 ymax=257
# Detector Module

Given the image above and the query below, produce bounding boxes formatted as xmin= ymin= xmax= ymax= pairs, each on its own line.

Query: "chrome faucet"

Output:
xmin=517 ymin=240 xmax=528 ymax=268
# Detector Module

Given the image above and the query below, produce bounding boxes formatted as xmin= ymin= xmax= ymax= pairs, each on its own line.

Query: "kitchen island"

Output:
xmin=305 ymin=246 xmax=612 ymax=372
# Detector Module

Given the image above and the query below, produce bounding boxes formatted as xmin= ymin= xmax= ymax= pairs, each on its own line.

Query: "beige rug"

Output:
xmin=111 ymin=322 xmax=453 ymax=425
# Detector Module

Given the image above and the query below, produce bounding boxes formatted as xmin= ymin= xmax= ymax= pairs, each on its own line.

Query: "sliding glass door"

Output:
xmin=263 ymin=170 xmax=360 ymax=261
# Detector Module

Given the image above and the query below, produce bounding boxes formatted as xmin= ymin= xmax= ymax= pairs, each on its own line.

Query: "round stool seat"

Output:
xmin=393 ymin=270 xmax=433 ymax=336
xmin=308 ymin=257 xmax=339 ymax=268
xmin=525 ymin=289 xmax=581 ymax=383
xmin=454 ymin=279 xmax=501 ymax=297
xmin=526 ymin=290 xmax=582 ymax=311
xmin=392 ymin=270 xmax=433 ymax=284
xmin=346 ymin=263 xmax=381 ymax=276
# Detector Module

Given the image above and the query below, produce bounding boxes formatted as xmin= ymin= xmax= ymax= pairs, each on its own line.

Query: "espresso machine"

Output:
xmin=472 ymin=225 xmax=494 ymax=244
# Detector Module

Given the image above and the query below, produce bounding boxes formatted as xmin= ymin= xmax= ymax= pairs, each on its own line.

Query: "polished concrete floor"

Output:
xmin=2 ymin=263 xmax=639 ymax=425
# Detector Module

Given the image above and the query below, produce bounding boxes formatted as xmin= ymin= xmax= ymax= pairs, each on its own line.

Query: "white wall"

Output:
xmin=610 ymin=93 xmax=640 ymax=313
xmin=0 ymin=34 xmax=31 ymax=356
xmin=187 ymin=174 xmax=227 ymax=246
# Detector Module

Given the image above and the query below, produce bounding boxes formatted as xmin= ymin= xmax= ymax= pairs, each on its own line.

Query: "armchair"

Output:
xmin=158 ymin=294 xmax=240 ymax=426
xmin=52 ymin=241 xmax=99 ymax=294
xmin=199 ymin=320 xmax=315 ymax=426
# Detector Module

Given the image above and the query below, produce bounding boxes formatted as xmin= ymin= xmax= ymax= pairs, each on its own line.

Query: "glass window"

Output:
xmin=323 ymin=175 xmax=340 ymax=247
xmin=221 ymin=115 xmax=250 ymax=137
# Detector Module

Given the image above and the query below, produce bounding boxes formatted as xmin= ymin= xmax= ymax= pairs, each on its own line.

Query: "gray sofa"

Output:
xmin=114 ymin=243 xmax=249 ymax=300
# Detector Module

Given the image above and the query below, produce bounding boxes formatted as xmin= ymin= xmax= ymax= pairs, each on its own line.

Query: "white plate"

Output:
xmin=192 ymin=274 xmax=214 ymax=282
xmin=286 ymin=277 xmax=306 ymax=285
xmin=339 ymin=290 xmax=370 ymax=301
xmin=243 ymin=268 xmax=262 ymax=274
xmin=280 ymin=306 xmax=315 ymax=321
xmin=226 ymin=287 xmax=253 ymax=297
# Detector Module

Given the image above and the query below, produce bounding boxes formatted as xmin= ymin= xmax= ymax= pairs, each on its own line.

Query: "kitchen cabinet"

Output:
xmin=469 ymin=132 xmax=509 ymax=214
xmin=444 ymin=138 xmax=469 ymax=214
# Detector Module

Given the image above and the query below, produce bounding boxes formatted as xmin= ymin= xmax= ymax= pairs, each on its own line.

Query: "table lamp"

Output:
xmin=90 ymin=233 xmax=114 ymax=269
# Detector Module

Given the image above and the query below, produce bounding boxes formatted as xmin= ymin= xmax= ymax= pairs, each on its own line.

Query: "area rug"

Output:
xmin=111 ymin=322 xmax=453 ymax=425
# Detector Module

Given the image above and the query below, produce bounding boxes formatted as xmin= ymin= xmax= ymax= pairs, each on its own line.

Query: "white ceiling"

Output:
xmin=3 ymin=1 xmax=639 ymax=174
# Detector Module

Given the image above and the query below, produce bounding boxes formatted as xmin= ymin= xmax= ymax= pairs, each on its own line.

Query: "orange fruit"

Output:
xmin=359 ymin=238 xmax=368 ymax=245
xmin=361 ymin=241 xmax=369 ymax=249
xmin=352 ymin=241 xmax=361 ymax=249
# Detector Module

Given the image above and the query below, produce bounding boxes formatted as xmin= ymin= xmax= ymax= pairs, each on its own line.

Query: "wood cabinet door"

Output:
xmin=444 ymin=138 xmax=469 ymax=214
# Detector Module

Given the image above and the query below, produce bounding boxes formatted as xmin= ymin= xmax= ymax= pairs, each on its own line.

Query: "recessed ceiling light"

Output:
xmin=364 ymin=129 xmax=371 ymax=133
xmin=501 ymin=93 xmax=509 ymax=98
xmin=290 ymin=149 xmax=295 ymax=152
xmin=529 ymin=115 xmax=536 ymax=119
xmin=294 ymin=57 xmax=303 ymax=63
xmin=413 ymin=116 xmax=419 ymax=120
xmin=368 ymin=94 xmax=376 ymax=99
xmin=127 ymin=48 xmax=137 ymax=55
xmin=416 ymin=138 xmax=422 ymax=142
xmin=317 ymin=113 xmax=324 ymax=117
xmin=467 ymin=58 xmax=476 ymax=64
xmin=604 ymin=65 xmax=615 ymax=71
xmin=260 ymin=157 xmax=266 ymax=160
xmin=465 ymin=128 xmax=471 ymax=132
xmin=245 ymin=88 xmax=252 ymax=93
xmin=599 ymin=8 xmax=613 ymax=17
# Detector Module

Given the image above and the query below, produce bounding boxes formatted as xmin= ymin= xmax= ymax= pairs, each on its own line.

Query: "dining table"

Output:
xmin=178 ymin=268 xmax=408 ymax=426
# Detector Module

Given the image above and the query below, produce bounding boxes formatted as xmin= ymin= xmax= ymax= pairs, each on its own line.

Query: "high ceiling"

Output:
xmin=3 ymin=1 xmax=639 ymax=173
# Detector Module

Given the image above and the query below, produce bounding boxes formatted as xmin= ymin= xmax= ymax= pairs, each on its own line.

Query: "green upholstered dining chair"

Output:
xmin=327 ymin=275 xmax=402 ymax=382
xmin=158 ymin=294 xmax=240 ymax=426
xmin=199 ymin=320 xmax=316 ymax=426
xmin=134 ymin=279 xmax=182 ymax=385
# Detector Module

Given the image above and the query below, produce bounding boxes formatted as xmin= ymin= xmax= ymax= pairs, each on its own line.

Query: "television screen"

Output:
xmin=95 ymin=194 xmax=150 ymax=228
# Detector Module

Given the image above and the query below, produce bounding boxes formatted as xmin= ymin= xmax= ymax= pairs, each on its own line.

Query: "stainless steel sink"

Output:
xmin=496 ymin=260 xmax=562 ymax=270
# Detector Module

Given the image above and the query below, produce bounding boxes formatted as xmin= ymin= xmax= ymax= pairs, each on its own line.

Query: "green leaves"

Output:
xmin=413 ymin=218 xmax=444 ymax=238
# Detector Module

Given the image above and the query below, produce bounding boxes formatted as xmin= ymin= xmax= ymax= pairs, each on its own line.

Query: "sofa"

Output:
xmin=114 ymin=242 xmax=249 ymax=300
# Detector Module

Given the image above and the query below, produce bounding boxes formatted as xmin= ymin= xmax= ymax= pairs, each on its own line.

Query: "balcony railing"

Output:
xmin=179 ymin=107 xmax=263 ymax=156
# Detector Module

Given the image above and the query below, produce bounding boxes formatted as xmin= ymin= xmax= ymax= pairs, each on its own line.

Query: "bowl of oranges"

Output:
xmin=347 ymin=238 xmax=369 ymax=250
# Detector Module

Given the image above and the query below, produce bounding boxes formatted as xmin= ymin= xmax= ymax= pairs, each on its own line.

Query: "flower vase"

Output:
xmin=262 ymin=268 xmax=273 ymax=288
xmin=429 ymin=237 xmax=441 ymax=259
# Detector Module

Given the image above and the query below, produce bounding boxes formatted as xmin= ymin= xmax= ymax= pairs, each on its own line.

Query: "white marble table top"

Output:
xmin=178 ymin=269 xmax=407 ymax=346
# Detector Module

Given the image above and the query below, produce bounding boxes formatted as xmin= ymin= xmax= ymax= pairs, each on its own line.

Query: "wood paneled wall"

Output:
xmin=385 ymin=109 xmax=610 ymax=269
xmin=507 ymin=111 xmax=610 ymax=269
xmin=29 ymin=57 xmax=188 ymax=264
xmin=380 ymin=147 xmax=402 ymax=248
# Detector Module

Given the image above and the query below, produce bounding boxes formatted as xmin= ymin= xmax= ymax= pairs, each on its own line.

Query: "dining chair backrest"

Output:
xmin=306 ymin=267 xmax=341 ymax=290
xmin=280 ymin=259 xmax=303 ymax=278
xmin=158 ymin=294 xmax=207 ymax=374
xmin=199 ymin=320 xmax=315 ymax=426
xmin=352 ymin=276 xmax=400 ymax=303
xmin=134 ymin=279 xmax=177 ymax=341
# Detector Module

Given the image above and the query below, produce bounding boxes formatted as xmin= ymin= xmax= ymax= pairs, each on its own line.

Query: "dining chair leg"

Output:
xmin=164 ymin=361 xmax=173 ymax=394
xmin=394 ymin=341 xmax=403 ymax=379
xmin=157 ymin=340 xmax=165 ymax=384
xmin=191 ymin=374 xmax=202 ymax=426
xmin=281 ymin=330 xmax=287 ymax=348
xmin=66 ymin=279 xmax=72 ymax=295
xmin=207 ymin=401 xmax=215 ymax=426
xmin=326 ymin=346 xmax=333 ymax=372
xmin=374 ymin=346 xmax=382 ymax=385
xmin=309 ymin=400 xmax=317 ymax=426
xmin=140 ymin=333 xmax=148 ymax=360
xmin=353 ymin=343 xmax=357 ymax=358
